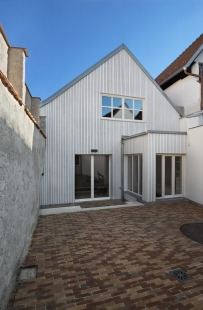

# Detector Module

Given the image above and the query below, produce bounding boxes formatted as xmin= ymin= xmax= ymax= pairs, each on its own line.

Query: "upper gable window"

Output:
xmin=199 ymin=63 xmax=203 ymax=82
xmin=102 ymin=95 xmax=143 ymax=120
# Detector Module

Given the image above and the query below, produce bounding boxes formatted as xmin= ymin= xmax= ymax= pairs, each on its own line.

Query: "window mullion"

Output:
xmin=132 ymin=156 xmax=133 ymax=192
xmin=91 ymin=155 xmax=94 ymax=199
xmin=138 ymin=155 xmax=140 ymax=194
xmin=162 ymin=155 xmax=165 ymax=197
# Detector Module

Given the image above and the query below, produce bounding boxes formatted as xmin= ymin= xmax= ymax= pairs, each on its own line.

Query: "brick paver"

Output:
xmin=8 ymin=201 xmax=203 ymax=309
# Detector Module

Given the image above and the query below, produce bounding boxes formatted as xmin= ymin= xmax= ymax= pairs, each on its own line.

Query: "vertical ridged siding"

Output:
xmin=40 ymin=49 xmax=181 ymax=205
xmin=124 ymin=133 xmax=187 ymax=202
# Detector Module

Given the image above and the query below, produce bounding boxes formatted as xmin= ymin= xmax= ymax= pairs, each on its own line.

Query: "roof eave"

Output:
xmin=40 ymin=44 xmax=183 ymax=117
xmin=158 ymin=44 xmax=203 ymax=87
xmin=41 ymin=44 xmax=126 ymax=107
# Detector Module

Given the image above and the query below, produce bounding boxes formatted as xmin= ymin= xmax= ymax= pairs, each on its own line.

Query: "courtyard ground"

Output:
xmin=8 ymin=201 xmax=203 ymax=309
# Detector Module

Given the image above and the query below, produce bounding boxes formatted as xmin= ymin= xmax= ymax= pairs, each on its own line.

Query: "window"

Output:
xmin=156 ymin=155 xmax=182 ymax=198
xmin=199 ymin=63 xmax=203 ymax=82
xmin=102 ymin=95 xmax=143 ymax=120
xmin=128 ymin=155 xmax=142 ymax=195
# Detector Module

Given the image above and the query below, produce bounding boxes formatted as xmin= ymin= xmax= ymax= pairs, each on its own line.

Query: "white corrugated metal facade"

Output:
xmin=40 ymin=47 xmax=182 ymax=205
xmin=123 ymin=133 xmax=187 ymax=202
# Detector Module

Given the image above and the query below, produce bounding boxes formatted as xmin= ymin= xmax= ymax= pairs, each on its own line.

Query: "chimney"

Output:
xmin=31 ymin=97 xmax=40 ymax=124
xmin=7 ymin=47 xmax=28 ymax=103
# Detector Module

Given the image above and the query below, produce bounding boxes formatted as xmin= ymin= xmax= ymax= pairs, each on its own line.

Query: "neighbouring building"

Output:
xmin=156 ymin=34 xmax=203 ymax=205
xmin=0 ymin=24 xmax=46 ymax=309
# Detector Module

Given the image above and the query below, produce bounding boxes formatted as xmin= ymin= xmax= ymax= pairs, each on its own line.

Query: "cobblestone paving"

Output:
xmin=8 ymin=201 xmax=203 ymax=309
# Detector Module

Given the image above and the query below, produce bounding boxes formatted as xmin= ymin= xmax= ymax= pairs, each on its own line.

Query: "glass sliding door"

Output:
xmin=156 ymin=155 xmax=182 ymax=198
xmin=75 ymin=155 xmax=91 ymax=199
xmin=128 ymin=155 xmax=142 ymax=196
xmin=75 ymin=155 xmax=109 ymax=200
xmin=94 ymin=155 xmax=109 ymax=198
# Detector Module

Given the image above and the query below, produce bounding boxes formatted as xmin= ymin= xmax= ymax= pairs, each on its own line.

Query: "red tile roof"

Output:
xmin=156 ymin=34 xmax=203 ymax=85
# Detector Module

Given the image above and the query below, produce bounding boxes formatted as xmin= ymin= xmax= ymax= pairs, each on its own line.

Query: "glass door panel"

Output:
xmin=165 ymin=156 xmax=172 ymax=195
xmin=128 ymin=156 xmax=132 ymax=191
xmin=175 ymin=157 xmax=182 ymax=194
xmin=156 ymin=155 xmax=162 ymax=197
xmin=133 ymin=156 xmax=138 ymax=193
xmin=75 ymin=155 xmax=91 ymax=199
xmin=94 ymin=155 xmax=109 ymax=198
xmin=139 ymin=156 xmax=142 ymax=195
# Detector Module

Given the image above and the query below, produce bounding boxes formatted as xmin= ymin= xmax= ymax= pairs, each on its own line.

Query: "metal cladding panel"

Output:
xmin=123 ymin=133 xmax=187 ymax=202
xmin=40 ymin=49 xmax=181 ymax=205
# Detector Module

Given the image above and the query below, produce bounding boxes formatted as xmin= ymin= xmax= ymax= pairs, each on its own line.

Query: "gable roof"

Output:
xmin=40 ymin=44 xmax=182 ymax=116
xmin=156 ymin=34 xmax=203 ymax=86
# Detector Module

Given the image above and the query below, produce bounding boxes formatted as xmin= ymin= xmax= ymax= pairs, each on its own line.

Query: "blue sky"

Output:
xmin=1 ymin=0 xmax=203 ymax=100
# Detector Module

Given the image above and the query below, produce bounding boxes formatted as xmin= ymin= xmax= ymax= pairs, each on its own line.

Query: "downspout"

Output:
xmin=121 ymin=138 xmax=124 ymax=201
xmin=183 ymin=66 xmax=203 ymax=110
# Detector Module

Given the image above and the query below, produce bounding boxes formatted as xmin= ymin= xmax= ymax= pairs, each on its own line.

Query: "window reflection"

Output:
xmin=102 ymin=107 xmax=111 ymax=117
xmin=102 ymin=95 xmax=143 ymax=120
xmin=102 ymin=96 xmax=111 ymax=107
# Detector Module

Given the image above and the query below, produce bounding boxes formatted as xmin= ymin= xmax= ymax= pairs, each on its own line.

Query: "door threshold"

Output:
xmin=75 ymin=197 xmax=110 ymax=203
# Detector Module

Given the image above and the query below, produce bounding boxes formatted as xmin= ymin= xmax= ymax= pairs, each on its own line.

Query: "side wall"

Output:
xmin=0 ymin=81 xmax=45 ymax=309
xmin=185 ymin=126 xmax=203 ymax=204
xmin=40 ymin=48 xmax=180 ymax=205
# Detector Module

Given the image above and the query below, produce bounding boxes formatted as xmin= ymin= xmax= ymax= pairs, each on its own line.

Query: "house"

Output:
xmin=156 ymin=34 xmax=203 ymax=205
xmin=40 ymin=43 xmax=188 ymax=205
xmin=0 ymin=24 xmax=46 ymax=310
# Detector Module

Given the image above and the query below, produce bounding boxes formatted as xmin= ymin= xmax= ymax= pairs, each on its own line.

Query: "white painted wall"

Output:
xmin=40 ymin=48 xmax=181 ymax=205
xmin=165 ymin=52 xmax=203 ymax=115
xmin=185 ymin=126 xmax=203 ymax=204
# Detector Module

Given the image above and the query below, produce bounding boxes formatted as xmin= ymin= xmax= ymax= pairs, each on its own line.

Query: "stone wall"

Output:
xmin=0 ymin=24 xmax=46 ymax=308
xmin=0 ymin=75 xmax=46 ymax=309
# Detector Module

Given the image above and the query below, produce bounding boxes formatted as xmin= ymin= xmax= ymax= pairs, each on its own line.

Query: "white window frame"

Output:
xmin=101 ymin=94 xmax=144 ymax=121
xmin=156 ymin=154 xmax=183 ymax=199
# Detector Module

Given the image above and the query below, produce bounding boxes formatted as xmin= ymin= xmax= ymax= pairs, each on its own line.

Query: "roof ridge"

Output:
xmin=40 ymin=44 xmax=183 ymax=116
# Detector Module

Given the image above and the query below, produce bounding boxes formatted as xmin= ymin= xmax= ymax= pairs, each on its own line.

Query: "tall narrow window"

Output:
xmin=165 ymin=156 xmax=172 ymax=195
xmin=156 ymin=155 xmax=162 ymax=198
xmin=128 ymin=155 xmax=142 ymax=195
xmin=128 ymin=157 xmax=132 ymax=191
xmin=199 ymin=63 xmax=203 ymax=82
xmin=175 ymin=157 xmax=182 ymax=194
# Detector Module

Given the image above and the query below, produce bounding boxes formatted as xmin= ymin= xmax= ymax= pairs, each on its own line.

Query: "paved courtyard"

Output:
xmin=8 ymin=201 xmax=203 ymax=309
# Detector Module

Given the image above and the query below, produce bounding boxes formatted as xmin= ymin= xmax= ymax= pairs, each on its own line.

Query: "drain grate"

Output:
xmin=18 ymin=265 xmax=38 ymax=281
xmin=169 ymin=268 xmax=192 ymax=282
